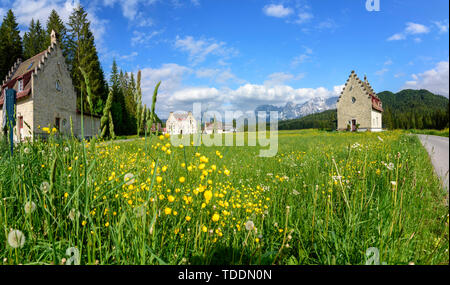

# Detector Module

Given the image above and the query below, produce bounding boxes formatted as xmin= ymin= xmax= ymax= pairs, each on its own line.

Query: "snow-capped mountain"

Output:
xmin=255 ymin=96 xmax=338 ymax=120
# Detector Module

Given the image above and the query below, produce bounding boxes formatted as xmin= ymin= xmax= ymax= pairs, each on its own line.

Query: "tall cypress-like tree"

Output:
xmin=67 ymin=4 xmax=107 ymax=115
xmin=0 ymin=10 xmax=23 ymax=82
xmin=46 ymin=10 xmax=68 ymax=57
xmin=109 ymin=59 xmax=125 ymax=135
xmin=23 ymin=19 xmax=47 ymax=59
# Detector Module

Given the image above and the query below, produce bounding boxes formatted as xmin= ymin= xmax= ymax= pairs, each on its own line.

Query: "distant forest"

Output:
xmin=278 ymin=89 xmax=449 ymax=131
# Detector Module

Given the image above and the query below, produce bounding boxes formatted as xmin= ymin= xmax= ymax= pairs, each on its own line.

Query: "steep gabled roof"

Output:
xmin=337 ymin=70 xmax=383 ymax=112
xmin=0 ymin=33 xmax=59 ymax=106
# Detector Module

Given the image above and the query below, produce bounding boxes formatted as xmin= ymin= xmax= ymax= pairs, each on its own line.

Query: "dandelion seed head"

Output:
xmin=124 ymin=173 xmax=135 ymax=185
xmin=8 ymin=230 xmax=25 ymax=248
xmin=245 ymin=220 xmax=255 ymax=231
xmin=40 ymin=181 xmax=50 ymax=194
xmin=24 ymin=201 xmax=36 ymax=214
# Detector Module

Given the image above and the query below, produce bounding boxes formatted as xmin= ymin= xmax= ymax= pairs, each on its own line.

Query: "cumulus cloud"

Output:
xmin=387 ymin=22 xmax=430 ymax=41
xmin=295 ymin=12 xmax=313 ymax=24
xmin=103 ymin=0 xmax=157 ymax=20
xmin=264 ymin=72 xmax=305 ymax=86
xmin=195 ymin=68 xmax=245 ymax=85
xmin=403 ymin=60 xmax=449 ymax=97
xmin=12 ymin=0 xmax=79 ymax=26
xmin=139 ymin=63 xmax=192 ymax=102
xmin=174 ymin=35 xmax=238 ymax=65
xmin=263 ymin=4 xmax=293 ymax=18
xmin=434 ymin=20 xmax=449 ymax=34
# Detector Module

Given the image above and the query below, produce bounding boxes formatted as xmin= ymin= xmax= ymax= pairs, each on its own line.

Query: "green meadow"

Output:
xmin=0 ymin=130 xmax=448 ymax=265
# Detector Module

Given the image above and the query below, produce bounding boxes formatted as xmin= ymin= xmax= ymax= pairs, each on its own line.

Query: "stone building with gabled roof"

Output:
xmin=336 ymin=70 xmax=383 ymax=132
xmin=166 ymin=111 xmax=197 ymax=135
xmin=0 ymin=30 xmax=100 ymax=141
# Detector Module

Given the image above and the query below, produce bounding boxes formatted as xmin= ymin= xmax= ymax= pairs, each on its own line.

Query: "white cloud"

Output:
xmin=434 ymin=20 xmax=449 ymax=34
xmin=12 ymin=0 xmax=79 ymax=27
xmin=103 ymin=0 xmax=157 ymax=20
xmin=139 ymin=63 xmax=192 ymax=102
xmin=195 ymin=68 xmax=245 ymax=85
xmin=387 ymin=22 xmax=430 ymax=41
xmin=228 ymin=84 xmax=341 ymax=110
xmin=403 ymin=60 xmax=449 ymax=97
xmin=405 ymin=22 xmax=429 ymax=34
xmin=131 ymin=30 xmax=163 ymax=46
xmin=264 ymin=72 xmax=305 ymax=86
xmin=263 ymin=4 xmax=293 ymax=18
xmin=375 ymin=68 xmax=389 ymax=76
xmin=387 ymin=33 xmax=406 ymax=41
xmin=384 ymin=59 xmax=393 ymax=66
xmin=291 ymin=47 xmax=313 ymax=67
xmin=295 ymin=12 xmax=313 ymax=24
xmin=174 ymin=35 xmax=238 ymax=65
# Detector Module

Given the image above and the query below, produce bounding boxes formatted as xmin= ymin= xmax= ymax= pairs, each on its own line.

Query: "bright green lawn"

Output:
xmin=0 ymin=130 xmax=448 ymax=265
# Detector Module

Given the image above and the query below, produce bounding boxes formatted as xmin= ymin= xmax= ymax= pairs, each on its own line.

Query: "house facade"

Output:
xmin=0 ymin=30 xmax=100 ymax=141
xmin=165 ymin=111 xmax=197 ymax=135
xmin=336 ymin=71 xmax=383 ymax=132
xmin=204 ymin=121 xmax=223 ymax=134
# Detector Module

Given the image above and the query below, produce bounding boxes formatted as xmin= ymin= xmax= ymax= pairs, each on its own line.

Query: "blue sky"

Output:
xmin=1 ymin=0 xmax=449 ymax=118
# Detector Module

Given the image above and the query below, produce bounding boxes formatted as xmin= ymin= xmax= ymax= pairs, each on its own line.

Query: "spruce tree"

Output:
xmin=67 ymin=4 xmax=107 ymax=115
xmin=46 ymin=10 xmax=68 ymax=57
xmin=23 ymin=19 xmax=47 ymax=59
xmin=0 ymin=10 xmax=23 ymax=82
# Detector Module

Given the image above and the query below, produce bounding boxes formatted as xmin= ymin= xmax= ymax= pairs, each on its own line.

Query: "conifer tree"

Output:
xmin=67 ymin=4 xmax=107 ymax=115
xmin=0 ymin=10 xmax=23 ymax=81
xmin=46 ymin=10 xmax=68 ymax=57
xmin=23 ymin=19 xmax=47 ymax=59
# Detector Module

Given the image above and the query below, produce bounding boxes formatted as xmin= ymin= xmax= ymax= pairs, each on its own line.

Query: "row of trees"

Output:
xmin=383 ymin=106 xmax=449 ymax=130
xmin=0 ymin=7 xmax=155 ymax=138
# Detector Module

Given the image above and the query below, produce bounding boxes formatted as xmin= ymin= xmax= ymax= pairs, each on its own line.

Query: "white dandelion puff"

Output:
xmin=386 ymin=162 xmax=394 ymax=171
xmin=23 ymin=147 xmax=30 ymax=154
xmin=124 ymin=173 xmax=135 ymax=185
xmin=40 ymin=181 xmax=50 ymax=194
xmin=245 ymin=220 xmax=255 ymax=231
xmin=64 ymin=147 xmax=70 ymax=152
xmin=24 ymin=201 xmax=36 ymax=214
xmin=8 ymin=230 xmax=25 ymax=248
xmin=68 ymin=208 xmax=80 ymax=221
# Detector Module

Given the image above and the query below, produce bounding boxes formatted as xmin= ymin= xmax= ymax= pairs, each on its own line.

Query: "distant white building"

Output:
xmin=223 ymin=123 xmax=236 ymax=133
xmin=166 ymin=111 xmax=197 ymax=135
xmin=204 ymin=121 xmax=223 ymax=134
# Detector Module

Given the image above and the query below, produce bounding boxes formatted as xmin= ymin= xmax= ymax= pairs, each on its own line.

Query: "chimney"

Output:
xmin=50 ymin=30 xmax=57 ymax=45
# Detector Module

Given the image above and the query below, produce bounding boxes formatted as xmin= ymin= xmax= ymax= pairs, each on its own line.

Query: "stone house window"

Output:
xmin=18 ymin=79 xmax=23 ymax=91
xmin=56 ymin=80 xmax=61 ymax=91
xmin=352 ymin=97 xmax=356 ymax=103
xmin=55 ymin=117 xmax=60 ymax=130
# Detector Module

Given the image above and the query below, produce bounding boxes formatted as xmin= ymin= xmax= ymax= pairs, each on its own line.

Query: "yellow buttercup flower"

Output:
xmin=179 ymin=177 xmax=186 ymax=183
xmin=212 ymin=213 xmax=220 ymax=222
xmin=164 ymin=207 xmax=172 ymax=215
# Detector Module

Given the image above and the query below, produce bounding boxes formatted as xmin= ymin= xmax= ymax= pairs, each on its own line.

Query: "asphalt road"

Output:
xmin=417 ymin=134 xmax=449 ymax=191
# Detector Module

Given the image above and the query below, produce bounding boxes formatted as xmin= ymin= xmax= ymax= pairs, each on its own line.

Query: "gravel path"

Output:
xmin=417 ymin=135 xmax=449 ymax=191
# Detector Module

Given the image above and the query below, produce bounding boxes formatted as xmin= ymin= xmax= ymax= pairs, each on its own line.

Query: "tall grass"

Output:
xmin=0 ymin=130 xmax=448 ymax=264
